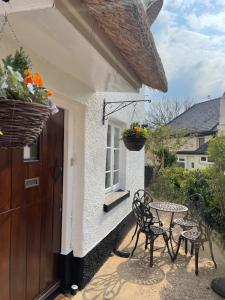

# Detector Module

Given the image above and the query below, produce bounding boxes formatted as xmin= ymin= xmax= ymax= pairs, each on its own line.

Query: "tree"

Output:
xmin=208 ymin=133 xmax=225 ymax=215
xmin=145 ymin=125 xmax=187 ymax=173
xmin=146 ymin=97 xmax=195 ymax=128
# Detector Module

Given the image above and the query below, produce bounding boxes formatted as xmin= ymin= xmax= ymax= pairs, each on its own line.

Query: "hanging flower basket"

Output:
xmin=123 ymin=136 xmax=146 ymax=151
xmin=0 ymin=48 xmax=56 ymax=148
xmin=0 ymin=100 xmax=51 ymax=148
xmin=122 ymin=123 xmax=149 ymax=152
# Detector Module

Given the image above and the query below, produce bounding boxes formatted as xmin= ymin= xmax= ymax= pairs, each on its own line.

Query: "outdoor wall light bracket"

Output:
xmin=102 ymin=99 xmax=151 ymax=124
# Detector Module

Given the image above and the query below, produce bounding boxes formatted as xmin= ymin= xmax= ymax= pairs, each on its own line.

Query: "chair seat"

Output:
xmin=181 ymin=230 xmax=201 ymax=241
xmin=147 ymin=226 xmax=166 ymax=235
xmin=174 ymin=218 xmax=197 ymax=228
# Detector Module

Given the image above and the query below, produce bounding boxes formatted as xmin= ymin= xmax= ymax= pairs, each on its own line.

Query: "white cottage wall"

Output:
xmin=0 ymin=8 xmax=145 ymax=258
xmin=78 ymin=91 xmax=145 ymax=257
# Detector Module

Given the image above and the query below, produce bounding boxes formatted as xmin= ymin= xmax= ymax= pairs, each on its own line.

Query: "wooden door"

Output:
xmin=0 ymin=109 xmax=64 ymax=300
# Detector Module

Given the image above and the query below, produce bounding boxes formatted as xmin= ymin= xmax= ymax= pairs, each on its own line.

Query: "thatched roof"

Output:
xmin=82 ymin=0 xmax=168 ymax=92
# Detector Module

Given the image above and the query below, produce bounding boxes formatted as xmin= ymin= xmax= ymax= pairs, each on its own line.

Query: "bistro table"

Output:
xmin=149 ymin=201 xmax=188 ymax=257
xmin=114 ymin=201 xmax=188 ymax=259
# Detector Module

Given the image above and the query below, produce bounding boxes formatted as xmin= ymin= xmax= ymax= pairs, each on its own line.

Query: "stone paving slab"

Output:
xmin=55 ymin=215 xmax=225 ymax=300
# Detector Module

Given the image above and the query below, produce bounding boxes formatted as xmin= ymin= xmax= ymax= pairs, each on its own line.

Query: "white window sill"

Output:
xmin=103 ymin=190 xmax=130 ymax=212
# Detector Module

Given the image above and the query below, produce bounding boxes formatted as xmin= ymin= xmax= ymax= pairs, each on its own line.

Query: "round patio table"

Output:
xmin=149 ymin=202 xmax=188 ymax=214
xmin=149 ymin=202 xmax=188 ymax=257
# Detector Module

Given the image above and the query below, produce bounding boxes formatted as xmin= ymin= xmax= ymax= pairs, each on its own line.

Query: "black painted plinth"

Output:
xmin=60 ymin=211 xmax=135 ymax=291
xmin=211 ymin=277 xmax=225 ymax=298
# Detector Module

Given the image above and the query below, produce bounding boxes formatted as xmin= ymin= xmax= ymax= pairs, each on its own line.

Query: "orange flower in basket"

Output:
xmin=24 ymin=69 xmax=32 ymax=77
xmin=24 ymin=75 xmax=33 ymax=84
xmin=33 ymin=72 xmax=44 ymax=87
xmin=134 ymin=127 xmax=142 ymax=133
xmin=47 ymin=90 xmax=53 ymax=97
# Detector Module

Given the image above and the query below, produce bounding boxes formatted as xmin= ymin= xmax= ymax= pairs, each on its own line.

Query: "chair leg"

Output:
xmin=163 ymin=233 xmax=174 ymax=261
xmin=195 ymin=245 xmax=200 ymax=276
xmin=208 ymin=239 xmax=217 ymax=269
xmin=191 ymin=243 xmax=194 ymax=256
xmin=185 ymin=239 xmax=188 ymax=255
xmin=131 ymin=230 xmax=141 ymax=257
xmin=145 ymin=236 xmax=149 ymax=250
xmin=174 ymin=235 xmax=182 ymax=260
xmin=149 ymin=237 xmax=155 ymax=267
xmin=131 ymin=223 xmax=138 ymax=241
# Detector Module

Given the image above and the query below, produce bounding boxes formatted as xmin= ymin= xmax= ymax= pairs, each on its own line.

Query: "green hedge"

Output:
xmin=150 ymin=167 xmax=225 ymax=236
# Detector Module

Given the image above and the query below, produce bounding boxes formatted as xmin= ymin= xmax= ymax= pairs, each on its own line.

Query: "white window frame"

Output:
xmin=200 ymin=155 xmax=214 ymax=165
xmin=105 ymin=123 xmax=121 ymax=193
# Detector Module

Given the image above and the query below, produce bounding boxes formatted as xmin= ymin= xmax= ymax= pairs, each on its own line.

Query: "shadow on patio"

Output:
xmin=71 ymin=222 xmax=224 ymax=300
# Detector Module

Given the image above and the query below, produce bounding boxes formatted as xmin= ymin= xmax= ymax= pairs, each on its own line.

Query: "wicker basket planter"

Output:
xmin=123 ymin=136 xmax=146 ymax=151
xmin=0 ymin=99 xmax=51 ymax=148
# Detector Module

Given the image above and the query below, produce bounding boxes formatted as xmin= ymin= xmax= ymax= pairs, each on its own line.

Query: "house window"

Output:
xmin=198 ymin=137 xmax=205 ymax=148
xmin=177 ymin=158 xmax=185 ymax=168
xmin=24 ymin=139 xmax=40 ymax=161
xmin=191 ymin=162 xmax=195 ymax=168
xmin=201 ymin=157 xmax=207 ymax=162
xmin=105 ymin=124 xmax=121 ymax=192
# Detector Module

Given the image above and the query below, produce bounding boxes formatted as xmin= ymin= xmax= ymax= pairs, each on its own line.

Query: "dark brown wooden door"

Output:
xmin=0 ymin=109 xmax=64 ymax=300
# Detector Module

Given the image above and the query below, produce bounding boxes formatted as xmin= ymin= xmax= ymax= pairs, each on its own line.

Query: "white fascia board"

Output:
xmin=0 ymin=0 xmax=54 ymax=16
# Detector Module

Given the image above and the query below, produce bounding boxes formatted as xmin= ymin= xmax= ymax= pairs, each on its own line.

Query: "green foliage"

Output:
xmin=208 ymin=133 xmax=225 ymax=171
xmin=2 ymin=47 xmax=31 ymax=75
xmin=150 ymin=131 xmax=225 ymax=237
xmin=208 ymin=133 xmax=225 ymax=215
xmin=145 ymin=125 xmax=187 ymax=172
xmin=155 ymin=148 xmax=177 ymax=168
xmin=150 ymin=165 xmax=225 ymax=236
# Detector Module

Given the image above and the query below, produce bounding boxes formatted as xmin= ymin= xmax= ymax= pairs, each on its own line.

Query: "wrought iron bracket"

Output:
xmin=102 ymin=99 xmax=151 ymax=124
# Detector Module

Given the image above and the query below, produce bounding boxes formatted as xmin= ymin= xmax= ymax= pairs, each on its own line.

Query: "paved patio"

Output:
xmin=56 ymin=215 xmax=225 ymax=300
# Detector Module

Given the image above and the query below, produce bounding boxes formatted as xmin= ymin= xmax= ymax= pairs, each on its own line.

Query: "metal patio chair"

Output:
xmin=172 ymin=194 xmax=202 ymax=253
xmin=131 ymin=198 xmax=173 ymax=267
xmin=174 ymin=194 xmax=217 ymax=275
xmin=131 ymin=189 xmax=162 ymax=248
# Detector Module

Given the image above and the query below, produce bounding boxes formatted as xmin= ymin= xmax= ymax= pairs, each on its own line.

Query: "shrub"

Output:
xmin=150 ymin=166 xmax=225 ymax=234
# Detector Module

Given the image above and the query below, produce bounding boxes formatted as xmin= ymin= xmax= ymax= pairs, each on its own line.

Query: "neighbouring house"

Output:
xmin=169 ymin=98 xmax=220 ymax=170
xmin=0 ymin=0 xmax=167 ymax=299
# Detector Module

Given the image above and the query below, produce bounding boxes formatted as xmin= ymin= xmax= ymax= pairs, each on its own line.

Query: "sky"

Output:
xmin=147 ymin=0 xmax=225 ymax=102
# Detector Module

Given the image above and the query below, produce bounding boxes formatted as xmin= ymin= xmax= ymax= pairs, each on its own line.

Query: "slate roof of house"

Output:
xmin=177 ymin=142 xmax=209 ymax=155
xmin=168 ymin=98 xmax=220 ymax=135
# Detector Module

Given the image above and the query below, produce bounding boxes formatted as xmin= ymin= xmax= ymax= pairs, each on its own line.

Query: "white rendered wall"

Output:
xmin=77 ymin=91 xmax=145 ymax=257
xmin=0 ymin=8 xmax=145 ymax=257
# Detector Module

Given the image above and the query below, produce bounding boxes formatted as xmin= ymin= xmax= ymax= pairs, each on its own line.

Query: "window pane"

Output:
xmin=113 ymin=171 xmax=119 ymax=185
xmin=114 ymin=127 xmax=120 ymax=148
xmin=107 ymin=125 xmax=111 ymax=147
xmin=105 ymin=172 xmax=111 ymax=189
xmin=198 ymin=137 xmax=205 ymax=147
xmin=24 ymin=140 xmax=39 ymax=161
xmin=106 ymin=149 xmax=111 ymax=171
xmin=114 ymin=150 xmax=119 ymax=170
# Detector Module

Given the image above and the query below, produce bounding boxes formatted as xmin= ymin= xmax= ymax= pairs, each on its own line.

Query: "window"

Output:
xmin=200 ymin=156 xmax=214 ymax=164
xmin=177 ymin=158 xmax=185 ymax=168
xmin=198 ymin=137 xmax=205 ymax=148
xmin=105 ymin=124 xmax=121 ymax=192
xmin=191 ymin=162 xmax=195 ymax=168
xmin=24 ymin=139 xmax=40 ymax=161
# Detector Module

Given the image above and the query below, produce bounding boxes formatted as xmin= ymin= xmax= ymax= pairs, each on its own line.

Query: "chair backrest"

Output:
xmin=132 ymin=198 xmax=154 ymax=232
xmin=133 ymin=189 xmax=154 ymax=205
xmin=186 ymin=193 xmax=205 ymax=221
